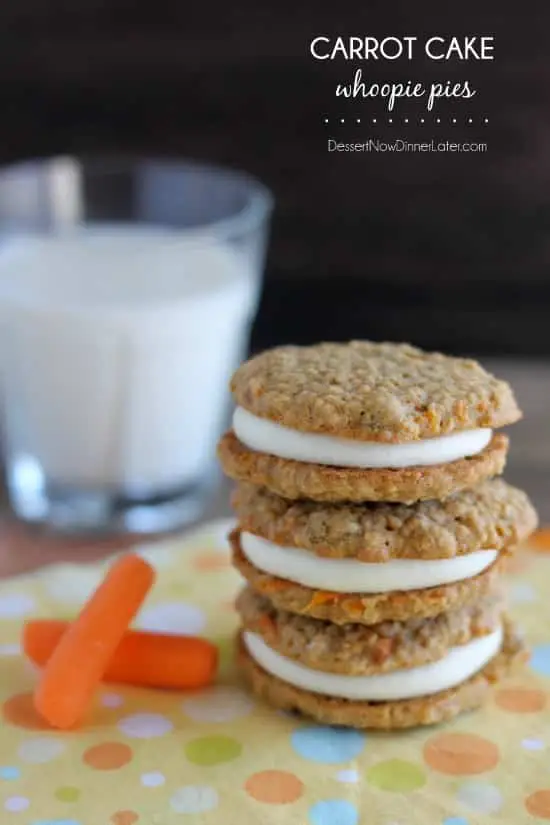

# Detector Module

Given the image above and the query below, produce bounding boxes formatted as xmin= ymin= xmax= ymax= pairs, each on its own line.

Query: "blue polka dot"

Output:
xmin=531 ymin=644 xmax=550 ymax=676
xmin=309 ymin=800 xmax=358 ymax=825
xmin=291 ymin=726 xmax=365 ymax=764
xmin=0 ymin=766 xmax=20 ymax=780
xmin=30 ymin=820 xmax=81 ymax=825
xmin=443 ymin=818 xmax=469 ymax=825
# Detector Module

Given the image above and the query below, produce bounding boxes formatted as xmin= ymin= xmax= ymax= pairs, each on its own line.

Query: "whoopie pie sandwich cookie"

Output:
xmin=218 ymin=341 xmax=521 ymax=503
xmin=237 ymin=617 xmax=524 ymax=730
xmin=229 ymin=479 xmax=536 ymax=624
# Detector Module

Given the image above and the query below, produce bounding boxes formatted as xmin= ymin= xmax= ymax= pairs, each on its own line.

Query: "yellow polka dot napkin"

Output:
xmin=0 ymin=520 xmax=549 ymax=825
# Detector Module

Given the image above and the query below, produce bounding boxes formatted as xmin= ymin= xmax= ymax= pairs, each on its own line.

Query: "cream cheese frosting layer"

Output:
xmin=240 ymin=532 xmax=498 ymax=593
xmin=242 ymin=625 xmax=503 ymax=701
xmin=232 ymin=407 xmax=492 ymax=469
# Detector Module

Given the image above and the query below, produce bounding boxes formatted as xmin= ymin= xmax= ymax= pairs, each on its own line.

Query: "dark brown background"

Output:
xmin=1 ymin=1 xmax=549 ymax=355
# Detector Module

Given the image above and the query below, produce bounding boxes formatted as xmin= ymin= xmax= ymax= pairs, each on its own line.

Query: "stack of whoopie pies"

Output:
xmin=218 ymin=341 xmax=537 ymax=729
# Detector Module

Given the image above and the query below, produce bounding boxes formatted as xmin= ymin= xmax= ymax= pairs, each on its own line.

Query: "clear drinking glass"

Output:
xmin=0 ymin=156 xmax=273 ymax=534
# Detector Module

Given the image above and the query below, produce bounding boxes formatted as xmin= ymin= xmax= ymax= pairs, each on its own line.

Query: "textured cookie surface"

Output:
xmin=230 ymin=531 xmax=507 ymax=624
xmin=219 ymin=431 xmax=508 ymax=503
xmin=233 ymin=478 xmax=537 ymax=560
xmin=231 ymin=341 xmax=521 ymax=441
xmin=237 ymin=587 xmax=503 ymax=675
xmin=237 ymin=620 xmax=524 ymax=730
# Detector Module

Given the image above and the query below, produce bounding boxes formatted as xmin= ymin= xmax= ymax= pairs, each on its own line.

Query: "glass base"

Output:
xmin=7 ymin=470 xmax=214 ymax=536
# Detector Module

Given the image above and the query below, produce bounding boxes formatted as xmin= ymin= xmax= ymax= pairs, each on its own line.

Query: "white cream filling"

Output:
xmin=233 ymin=407 xmax=492 ymax=469
xmin=243 ymin=625 xmax=503 ymax=701
xmin=241 ymin=532 xmax=498 ymax=593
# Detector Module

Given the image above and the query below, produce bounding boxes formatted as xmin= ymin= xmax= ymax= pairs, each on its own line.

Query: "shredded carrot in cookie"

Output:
xmin=426 ymin=407 xmax=440 ymax=428
xmin=309 ymin=591 xmax=338 ymax=607
xmin=454 ymin=399 xmax=467 ymax=421
xmin=257 ymin=614 xmax=277 ymax=638
xmin=372 ymin=638 xmax=394 ymax=664
xmin=342 ymin=598 xmax=367 ymax=617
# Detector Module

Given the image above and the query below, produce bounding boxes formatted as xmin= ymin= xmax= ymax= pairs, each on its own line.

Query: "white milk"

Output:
xmin=0 ymin=229 xmax=256 ymax=492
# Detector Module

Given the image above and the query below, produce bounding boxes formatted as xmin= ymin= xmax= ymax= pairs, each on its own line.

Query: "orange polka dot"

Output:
xmin=193 ymin=552 xmax=230 ymax=571
xmin=111 ymin=812 xmax=139 ymax=825
xmin=83 ymin=742 xmax=132 ymax=770
xmin=2 ymin=692 xmax=50 ymax=730
xmin=526 ymin=790 xmax=550 ymax=819
xmin=245 ymin=770 xmax=303 ymax=804
xmin=423 ymin=733 xmax=499 ymax=775
xmin=528 ymin=529 xmax=550 ymax=553
xmin=496 ymin=688 xmax=546 ymax=713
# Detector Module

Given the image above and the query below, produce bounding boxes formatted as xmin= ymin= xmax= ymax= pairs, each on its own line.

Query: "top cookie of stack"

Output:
xmin=218 ymin=341 xmax=521 ymax=503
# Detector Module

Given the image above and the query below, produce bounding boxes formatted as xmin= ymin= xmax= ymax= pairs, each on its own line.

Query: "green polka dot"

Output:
xmin=55 ymin=785 xmax=81 ymax=802
xmin=172 ymin=582 xmax=192 ymax=597
xmin=185 ymin=735 xmax=242 ymax=766
xmin=367 ymin=758 xmax=426 ymax=792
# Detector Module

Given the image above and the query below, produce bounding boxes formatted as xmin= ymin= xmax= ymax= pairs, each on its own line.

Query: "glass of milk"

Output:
xmin=0 ymin=156 xmax=273 ymax=533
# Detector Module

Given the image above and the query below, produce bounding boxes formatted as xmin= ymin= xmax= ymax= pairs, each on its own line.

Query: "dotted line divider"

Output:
xmin=324 ymin=117 xmax=489 ymax=125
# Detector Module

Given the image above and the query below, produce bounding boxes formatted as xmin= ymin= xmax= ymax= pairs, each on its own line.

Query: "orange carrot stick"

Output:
xmin=24 ymin=619 xmax=218 ymax=690
xmin=34 ymin=554 xmax=155 ymax=729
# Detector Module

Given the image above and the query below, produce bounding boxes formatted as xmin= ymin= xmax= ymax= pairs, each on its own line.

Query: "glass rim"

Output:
xmin=0 ymin=154 xmax=274 ymax=240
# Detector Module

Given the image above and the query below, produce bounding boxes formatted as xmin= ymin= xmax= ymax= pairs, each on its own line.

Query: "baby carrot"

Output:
xmin=24 ymin=619 xmax=218 ymax=690
xmin=34 ymin=554 xmax=155 ymax=729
